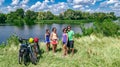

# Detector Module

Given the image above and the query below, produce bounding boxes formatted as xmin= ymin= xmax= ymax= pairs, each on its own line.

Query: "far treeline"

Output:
xmin=0 ymin=8 xmax=118 ymax=25
xmin=0 ymin=8 xmax=120 ymax=36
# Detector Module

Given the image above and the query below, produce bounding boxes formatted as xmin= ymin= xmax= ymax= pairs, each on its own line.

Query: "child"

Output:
xmin=50 ymin=27 xmax=58 ymax=55
xmin=62 ymin=28 xmax=68 ymax=56
xmin=67 ymin=26 xmax=74 ymax=56
xmin=45 ymin=29 xmax=51 ymax=52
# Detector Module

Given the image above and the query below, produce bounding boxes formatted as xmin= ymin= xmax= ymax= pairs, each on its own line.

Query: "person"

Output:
xmin=45 ymin=29 xmax=51 ymax=52
xmin=50 ymin=27 xmax=58 ymax=55
xmin=62 ymin=28 xmax=68 ymax=56
xmin=34 ymin=37 xmax=40 ymax=56
xmin=67 ymin=26 xmax=74 ymax=56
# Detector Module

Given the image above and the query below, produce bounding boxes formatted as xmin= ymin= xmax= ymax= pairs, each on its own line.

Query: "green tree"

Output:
xmin=37 ymin=12 xmax=46 ymax=20
xmin=59 ymin=13 xmax=64 ymax=20
xmin=64 ymin=9 xmax=75 ymax=20
xmin=46 ymin=11 xmax=54 ymax=20
xmin=16 ymin=8 xmax=24 ymax=18
xmin=0 ymin=13 xmax=6 ymax=24
xmin=5 ymin=9 xmax=24 ymax=26
xmin=24 ymin=10 xmax=37 ymax=24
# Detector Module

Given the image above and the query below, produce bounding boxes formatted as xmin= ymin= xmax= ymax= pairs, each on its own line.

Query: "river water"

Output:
xmin=0 ymin=23 xmax=93 ymax=44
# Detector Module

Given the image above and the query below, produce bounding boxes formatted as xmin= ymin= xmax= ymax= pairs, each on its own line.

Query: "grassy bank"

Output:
xmin=36 ymin=20 xmax=93 ymax=24
xmin=0 ymin=35 xmax=120 ymax=67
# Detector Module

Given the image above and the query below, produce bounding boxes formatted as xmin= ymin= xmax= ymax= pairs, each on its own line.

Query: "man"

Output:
xmin=67 ymin=26 xmax=74 ymax=56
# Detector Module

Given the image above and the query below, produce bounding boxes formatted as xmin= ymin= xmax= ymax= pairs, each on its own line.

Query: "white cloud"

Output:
xmin=1 ymin=0 xmax=120 ymax=16
xmin=85 ymin=9 xmax=93 ymax=12
xmin=48 ymin=2 xmax=69 ymax=14
xmin=73 ymin=5 xmax=83 ymax=9
xmin=44 ymin=0 xmax=54 ymax=3
xmin=44 ymin=0 xmax=49 ymax=3
xmin=99 ymin=0 xmax=120 ymax=16
xmin=68 ymin=0 xmax=96 ymax=11
xmin=85 ymin=5 xmax=89 ymax=8
xmin=100 ymin=0 xmax=119 ymax=7
xmin=7 ymin=0 xmax=29 ymax=12
xmin=73 ymin=0 xmax=96 ymax=5
xmin=21 ymin=4 xmax=29 ymax=11
xmin=107 ymin=0 xmax=119 ymax=4
xmin=39 ymin=2 xmax=48 ymax=10
xmin=50 ymin=0 xmax=54 ymax=2
xmin=7 ymin=6 xmax=15 ymax=12
xmin=110 ymin=2 xmax=120 ymax=16
xmin=11 ymin=0 xmax=20 ymax=5
xmin=21 ymin=0 xmax=29 ymax=4
xmin=0 ymin=0 xmax=4 ymax=6
xmin=29 ymin=1 xmax=41 ymax=11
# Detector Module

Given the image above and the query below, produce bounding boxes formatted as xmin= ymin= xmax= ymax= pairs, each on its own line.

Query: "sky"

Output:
xmin=0 ymin=0 xmax=120 ymax=16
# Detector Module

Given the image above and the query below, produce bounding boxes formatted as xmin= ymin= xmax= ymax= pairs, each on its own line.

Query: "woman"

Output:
xmin=62 ymin=28 xmax=68 ymax=56
xmin=45 ymin=29 xmax=51 ymax=52
xmin=50 ymin=27 xmax=58 ymax=55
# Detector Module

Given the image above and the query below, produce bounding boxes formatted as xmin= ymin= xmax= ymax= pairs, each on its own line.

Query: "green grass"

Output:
xmin=0 ymin=35 xmax=120 ymax=67
xmin=36 ymin=20 xmax=93 ymax=24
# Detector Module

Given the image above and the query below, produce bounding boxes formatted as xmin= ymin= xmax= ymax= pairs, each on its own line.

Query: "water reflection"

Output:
xmin=0 ymin=23 xmax=93 ymax=44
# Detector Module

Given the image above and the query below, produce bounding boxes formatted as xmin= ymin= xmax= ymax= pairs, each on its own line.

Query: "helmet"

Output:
xmin=29 ymin=38 xmax=34 ymax=43
xmin=34 ymin=37 xmax=39 ymax=43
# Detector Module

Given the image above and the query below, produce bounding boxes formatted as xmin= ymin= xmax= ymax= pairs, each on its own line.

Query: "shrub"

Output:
xmin=94 ymin=19 xmax=120 ymax=36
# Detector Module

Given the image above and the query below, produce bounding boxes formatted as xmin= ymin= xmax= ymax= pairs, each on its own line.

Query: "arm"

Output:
xmin=72 ymin=31 xmax=75 ymax=40
xmin=62 ymin=34 xmax=63 ymax=42
xmin=56 ymin=33 xmax=59 ymax=40
xmin=50 ymin=32 xmax=53 ymax=41
xmin=66 ymin=34 xmax=68 ymax=44
xmin=66 ymin=34 xmax=68 ymax=43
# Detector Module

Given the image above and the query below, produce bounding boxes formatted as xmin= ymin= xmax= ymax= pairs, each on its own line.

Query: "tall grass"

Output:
xmin=0 ymin=35 xmax=120 ymax=67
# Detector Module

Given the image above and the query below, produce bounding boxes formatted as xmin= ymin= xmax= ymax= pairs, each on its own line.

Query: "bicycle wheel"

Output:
xmin=29 ymin=52 xmax=37 ymax=65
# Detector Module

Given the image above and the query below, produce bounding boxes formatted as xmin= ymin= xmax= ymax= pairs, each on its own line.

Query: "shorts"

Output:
xmin=67 ymin=41 xmax=69 ymax=47
xmin=63 ymin=42 xmax=67 ymax=45
xmin=51 ymin=39 xmax=58 ymax=45
xmin=45 ymin=41 xmax=50 ymax=44
xmin=68 ymin=40 xmax=74 ymax=48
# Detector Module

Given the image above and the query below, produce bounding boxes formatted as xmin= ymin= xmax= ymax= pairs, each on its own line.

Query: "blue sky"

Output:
xmin=0 ymin=0 xmax=120 ymax=16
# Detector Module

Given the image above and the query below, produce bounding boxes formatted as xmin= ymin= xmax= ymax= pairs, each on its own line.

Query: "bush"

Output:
xmin=94 ymin=19 xmax=120 ymax=36
xmin=80 ymin=24 xmax=94 ymax=36
xmin=74 ymin=33 xmax=82 ymax=38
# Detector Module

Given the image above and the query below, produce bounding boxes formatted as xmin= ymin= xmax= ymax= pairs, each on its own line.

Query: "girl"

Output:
xmin=50 ymin=27 xmax=58 ymax=54
xmin=62 ymin=28 xmax=68 ymax=56
xmin=45 ymin=29 xmax=51 ymax=52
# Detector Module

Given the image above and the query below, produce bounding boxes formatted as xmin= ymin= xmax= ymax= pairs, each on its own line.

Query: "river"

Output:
xmin=0 ymin=23 xmax=93 ymax=44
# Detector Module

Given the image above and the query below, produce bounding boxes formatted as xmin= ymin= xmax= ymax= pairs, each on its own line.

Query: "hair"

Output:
xmin=46 ymin=29 xmax=49 ymax=32
xmin=67 ymin=26 xmax=71 ymax=29
xmin=63 ymin=28 xmax=67 ymax=32
xmin=52 ymin=27 xmax=56 ymax=32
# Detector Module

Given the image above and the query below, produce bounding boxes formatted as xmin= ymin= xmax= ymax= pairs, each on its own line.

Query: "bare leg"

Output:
xmin=65 ymin=45 xmax=67 ymax=56
xmin=52 ymin=45 xmax=55 ymax=53
xmin=46 ymin=44 xmax=49 ymax=52
xmin=63 ymin=45 xmax=66 ymax=56
xmin=54 ymin=44 xmax=57 ymax=52
xmin=62 ymin=45 xmax=64 ymax=56
xmin=48 ymin=43 xmax=50 ymax=50
xmin=72 ymin=48 xmax=74 ymax=56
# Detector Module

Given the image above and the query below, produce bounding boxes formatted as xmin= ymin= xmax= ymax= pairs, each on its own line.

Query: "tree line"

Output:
xmin=0 ymin=8 xmax=118 ymax=25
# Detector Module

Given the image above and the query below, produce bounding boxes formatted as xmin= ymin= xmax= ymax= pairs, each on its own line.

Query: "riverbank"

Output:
xmin=0 ymin=35 xmax=120 ymax=67
xmin=36 ymin=20 xmax=93 ymax=24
